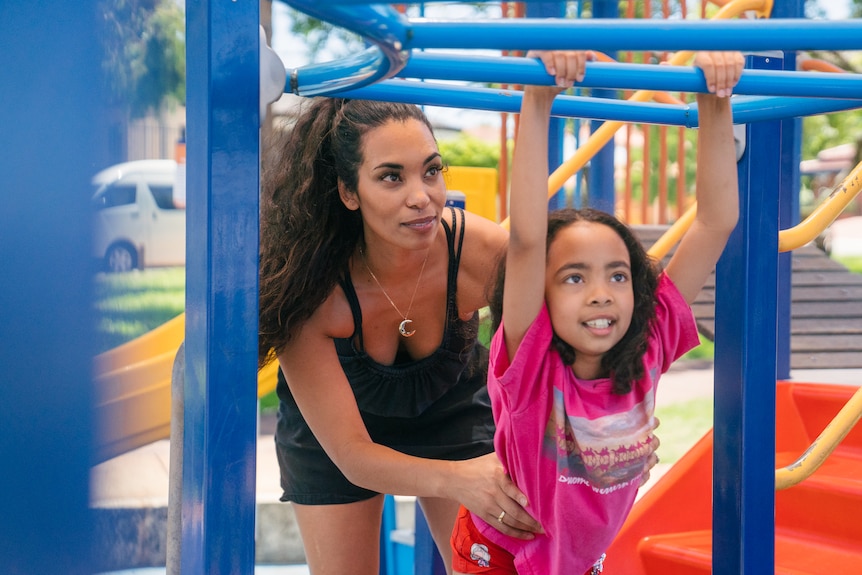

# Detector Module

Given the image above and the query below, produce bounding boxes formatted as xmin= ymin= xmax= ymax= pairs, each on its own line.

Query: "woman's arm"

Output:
xmin=665 ymin=51 xmax=745 ymax=304
xmin=278 ymin=298 xmax=540 ymax=537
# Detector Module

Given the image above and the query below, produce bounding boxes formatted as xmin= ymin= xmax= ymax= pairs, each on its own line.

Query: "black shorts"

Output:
xmin=275 ymin=355 xmax=495 ymax=505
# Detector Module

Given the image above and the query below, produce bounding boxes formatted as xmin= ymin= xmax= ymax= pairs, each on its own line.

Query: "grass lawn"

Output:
xmin=834 ymin=255 xmax=862 ymax=274
xmin=655 ymin=397 xmax=713 ymax=464
xmin=93 ymin=267 xmax=185 ymax=354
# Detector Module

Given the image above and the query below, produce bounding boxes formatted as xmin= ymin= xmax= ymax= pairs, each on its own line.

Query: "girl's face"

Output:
xmin=545 ymin=221 xmax=635 ymax=380
xmin=340 ymin=118 xmax=446 ymax=250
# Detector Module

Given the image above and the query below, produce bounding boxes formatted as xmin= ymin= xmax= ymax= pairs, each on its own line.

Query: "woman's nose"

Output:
xmin=406 ymin=180 xmax=432 ymax=209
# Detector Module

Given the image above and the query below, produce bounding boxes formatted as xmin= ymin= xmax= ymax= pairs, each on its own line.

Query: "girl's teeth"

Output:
xmin=586 ymin=319 xmax=611 ymax=329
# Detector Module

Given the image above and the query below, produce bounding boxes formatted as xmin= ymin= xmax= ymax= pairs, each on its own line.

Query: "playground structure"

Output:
xmin=5 ymin=0 xmax=862 ymax=573
xmin=179 ymin=1 xmax=862 ymax=573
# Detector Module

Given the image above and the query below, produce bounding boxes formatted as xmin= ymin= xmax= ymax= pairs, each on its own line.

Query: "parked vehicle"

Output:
xmin=92 ymin=160 xmax=184 ymax=272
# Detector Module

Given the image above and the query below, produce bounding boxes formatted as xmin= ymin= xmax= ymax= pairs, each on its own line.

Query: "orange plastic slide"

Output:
xmin=606 ymin=380 xmax=862 ymax=574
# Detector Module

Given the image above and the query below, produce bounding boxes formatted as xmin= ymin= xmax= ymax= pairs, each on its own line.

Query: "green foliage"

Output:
xmin=801 ymin=111 xmax=862 ymax=163
xmin=284 ymin=7 xmax=364 ymax=60
xmin=99 ymin=0 xmax=185 ymax=117
xmin=624 ymin=119 xmax=697 ymax=209
xmin=93 ymin=267 xmax=185 ymax=353
xmin=439 ymin=134 xmax=502 ymax=169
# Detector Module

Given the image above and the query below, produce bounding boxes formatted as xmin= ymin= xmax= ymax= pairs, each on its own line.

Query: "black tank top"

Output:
xmin=334 ymin=207 xmax=480 ymax=418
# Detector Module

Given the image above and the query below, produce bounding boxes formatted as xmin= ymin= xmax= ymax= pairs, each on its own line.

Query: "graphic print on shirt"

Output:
xmin=542 ymin=387 xmax=656 ymax=492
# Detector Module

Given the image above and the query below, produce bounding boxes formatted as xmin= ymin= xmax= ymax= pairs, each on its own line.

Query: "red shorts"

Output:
xmin=450 ymin=505 xmax=607 ymax=575
xmin=451 ymin=505 xmax=517 ymax=574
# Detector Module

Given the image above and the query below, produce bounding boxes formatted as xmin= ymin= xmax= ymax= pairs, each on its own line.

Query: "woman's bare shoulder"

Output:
xmin=454 ymin=210 xmax=508 ymax=312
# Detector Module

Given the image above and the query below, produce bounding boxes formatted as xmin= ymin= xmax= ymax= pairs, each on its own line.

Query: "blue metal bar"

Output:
xmin=184 ymin=1 xmax=260 ymax=573
xmin=407 ymin=19 xmax=862 ymax=51
xmin=290 ymin=47 xmax=397 ymax=96
xmin=528 ymin=1 xmax=567 ymax=210
xmin=727 ymin=95 xmax=862 ymax=122
xmin=414 ymin=501 xmax=447 ymax=575
xmin=773 ymin=0 xmax=806 ymax=382
xmin=283 ymin=1 xmax=410 ymax=95
xmin=337 ymin=80 xmax=862 ymax=126
xmin=340 ymin=80 xmax=690 ymax=122
xmin=588 ymin=0 xmax=619 ymax=214
xmin=397 ymin=54 xmax=862 ymax=99
xmin=713 ymin=53 xmax=780 ymax=575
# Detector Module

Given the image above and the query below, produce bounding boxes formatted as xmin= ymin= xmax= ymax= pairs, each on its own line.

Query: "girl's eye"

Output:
xmin=564 ymin=274 xmax=584 ymax=284
xmin=611 ymin=272 xmax=628 ymax=283
xmin=381 ymin=172 xmax=401 ymax=183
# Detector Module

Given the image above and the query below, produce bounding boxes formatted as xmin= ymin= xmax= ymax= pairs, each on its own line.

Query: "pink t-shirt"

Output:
xmin=475 ymin=273 xmax=700 ymax=575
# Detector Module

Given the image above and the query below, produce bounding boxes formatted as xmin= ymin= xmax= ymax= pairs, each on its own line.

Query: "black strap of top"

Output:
xmin=441 ymin=207 xmax=465 ymax=320
xmin=339 ymin=207 xmax=466 ymax=350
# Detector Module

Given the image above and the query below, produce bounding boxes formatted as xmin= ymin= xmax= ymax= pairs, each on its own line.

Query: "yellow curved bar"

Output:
xmin=642 ymin=156 xmax=861 ymax=260
xmin=647 ymin=204 xmax=697 ymax=260
xmin=778 ymin=159 xmax=862 ymax=252
xmin=775 ymin=383 xmax=862 ymax=490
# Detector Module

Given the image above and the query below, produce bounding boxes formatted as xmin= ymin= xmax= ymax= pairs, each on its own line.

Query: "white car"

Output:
xmin=92 ymin=160 xmax=185 ymax=272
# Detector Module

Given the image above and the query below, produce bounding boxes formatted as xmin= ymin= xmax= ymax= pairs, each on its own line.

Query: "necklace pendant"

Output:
xmin=399 ymin=319 xmax=416 ymax=337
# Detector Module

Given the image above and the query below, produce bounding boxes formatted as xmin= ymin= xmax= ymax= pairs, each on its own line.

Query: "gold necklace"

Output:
xmin=360 ymin=246 xmax=429 ymax=338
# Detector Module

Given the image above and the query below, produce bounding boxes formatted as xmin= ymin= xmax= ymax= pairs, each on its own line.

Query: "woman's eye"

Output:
xmin=381 ymin=172 xmax=400 ymax=183
xmin=426 ymin=165 xmax=443 ymax=177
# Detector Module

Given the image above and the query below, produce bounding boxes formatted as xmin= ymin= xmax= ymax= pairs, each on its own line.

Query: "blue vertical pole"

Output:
xmin=0 ymin=3 xmax=100 ymax=573
xmin=184 ymin=1 xmax=261 ymax=573
xmin=587 ymin=0 xmax=618 ymax=214
xmin=712 ymin=54 xmax=780 ymax=575
xmin=527 ymin=1 xmax=567 ymax=209
xmin=773 ymin=0 xmax=804 ymax=380
xmin=414 ymin=501 xmax=447 ymax=575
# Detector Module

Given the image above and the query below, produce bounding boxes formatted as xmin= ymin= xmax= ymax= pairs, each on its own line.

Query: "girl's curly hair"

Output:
xmin=488 ymin=208 xmax=659 ymax=394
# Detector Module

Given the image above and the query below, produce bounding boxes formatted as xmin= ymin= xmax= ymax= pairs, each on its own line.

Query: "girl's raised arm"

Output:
xmin=503 ymin=51 xmax=590 ymax=359
xmin=666 ymin=51 xmax=745 ymax=304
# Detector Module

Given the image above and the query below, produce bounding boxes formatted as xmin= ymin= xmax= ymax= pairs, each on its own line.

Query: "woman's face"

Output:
xmin=340 ymin=118 xmax=446 ymax=250
xmin=545 ymin=220 xmax=635 ymax=379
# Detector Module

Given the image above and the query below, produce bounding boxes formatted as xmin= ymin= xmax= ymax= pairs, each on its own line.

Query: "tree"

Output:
xmin=99 ymin=0 xmax=185 ymax=118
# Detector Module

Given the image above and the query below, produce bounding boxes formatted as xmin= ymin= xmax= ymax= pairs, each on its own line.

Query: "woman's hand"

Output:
xmin=450 ymin=453 xmax=543 ymax=540
xmin=639 ymin=417 xmax=662 ymax=488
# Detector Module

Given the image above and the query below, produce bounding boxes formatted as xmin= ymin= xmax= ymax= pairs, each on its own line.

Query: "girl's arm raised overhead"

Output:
xmin=666 ymin=51 xmax=745 ymax=305
xmin=503 ymin=51 xmax=591 ymax=359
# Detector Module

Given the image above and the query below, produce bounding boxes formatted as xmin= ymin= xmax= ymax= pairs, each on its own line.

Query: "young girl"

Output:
xmin=451 ymin=50 xmax=744 ymax=574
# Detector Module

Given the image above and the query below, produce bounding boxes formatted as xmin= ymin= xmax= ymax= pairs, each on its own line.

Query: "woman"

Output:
xmin=258 ymin=98 xmax=541 ymax=574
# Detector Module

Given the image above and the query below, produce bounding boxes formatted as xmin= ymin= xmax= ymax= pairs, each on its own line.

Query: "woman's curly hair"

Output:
xmin=488 ymin=208 xmax=660 ymax=394
xmin=258 ymin=98 xmax=435 ymax=368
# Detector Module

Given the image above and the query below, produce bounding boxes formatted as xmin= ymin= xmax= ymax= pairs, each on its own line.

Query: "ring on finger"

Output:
xmin=497 ymin=510 xmax=506 ymax=523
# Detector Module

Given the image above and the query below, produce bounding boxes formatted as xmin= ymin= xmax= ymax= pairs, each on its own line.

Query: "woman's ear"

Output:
xmin=338 ymin=180 xmax=360 ymax=211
